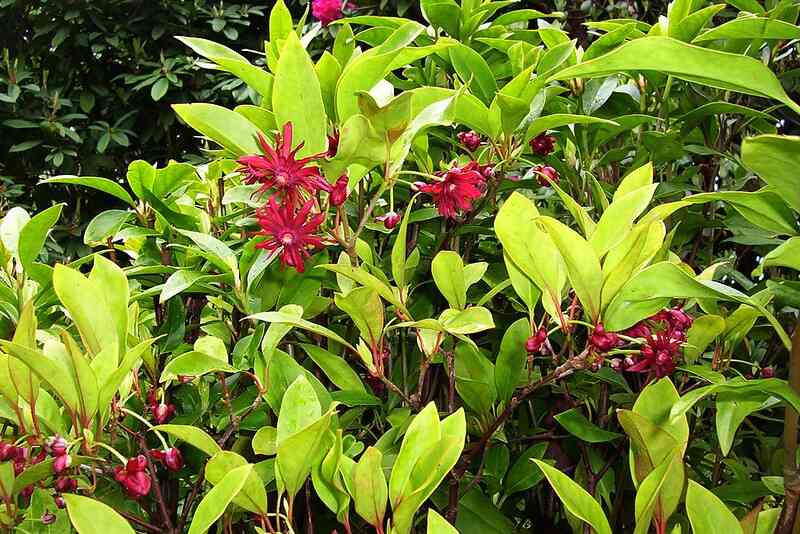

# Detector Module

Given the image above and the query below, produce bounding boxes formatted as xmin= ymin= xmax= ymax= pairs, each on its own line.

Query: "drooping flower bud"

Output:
xmin=529 ymin=133 xmax=556 ymax=156
xmin=329 ymin=175 xmax=349 ymax=207
xmin=54 ymin=495 xmax=66 ymax=509
xmin=54 ymin=477 xmax=78 ymax=493
xmin=152 ymin=448 xmax=184 ymax=472
xmin=41 ymin=511 xmax=56 ymax=525
xmin=457 ymin=130 xmax=482 ymax=152
xmin=0 ymin=442 xmax=17 ymax=462
xmin=376 ymin=211 xmax=401 ymax=230
xmin=761 ymin=366 xmax=775 ymax=378
xmin=53 ymin=453 xmax=72 ymax=474
xmin=114 ymin=455 xmax=152 ymax=499
xmin=533 ymin=165 xmax=559 ymax=186
xmin=152 ymin=403 xmax=176 ymax=425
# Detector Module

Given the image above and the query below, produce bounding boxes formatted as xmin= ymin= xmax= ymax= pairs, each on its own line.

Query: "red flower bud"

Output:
xmin=761 ymin=366 xmax=775 ymax=378
xmin=457 ymin=130 xmax=482 ymax=152
xmin=42 ymin=511 xmax=56 ymax=525
xmin=54 ymin=495 xmax=66 ymax=509
xmin=20 ymin=485 xmax=33 ymax=499
xmin=0 ymin=443 xmax=17 ymax=462
xmin=54 ymin=477 xmax=77 ymax=493
xmin=589 ymin=323 xmax=620 ymax=353
xmin=152 ymin=448 xmax=184 ymax=472
xmin=376 ymin=211 xmax=401 ymax=230
xmin=533 ymin=165 xmax=559 ymax=186
xmin=53 ymin=453 xmax=72 ymax=474
xmin=177 ymin=375 xmax=193 ymax=384
xmin=329 ymin=175 xmax=349 ymax=207
xmin=529 ymin=133 xmax=556 ymax=156
xmin=152 ymin=403 xmax=176 ymax=425
xmin=327 ymin=131 xmax=340 ymax=158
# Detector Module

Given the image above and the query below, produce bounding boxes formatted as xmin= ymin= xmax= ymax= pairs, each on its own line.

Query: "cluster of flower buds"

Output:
xmin=457 ymin=130 xmax=482 ymax=152
xmin=617 ymin=306 xmax=694 ymax=377
xmin=114 ymin=455 xmax=151 ymax=498
xmin=589 ymin=323 xmax=621 ymax=353
xmin=529 ymin=133 xmax=556 ymax=156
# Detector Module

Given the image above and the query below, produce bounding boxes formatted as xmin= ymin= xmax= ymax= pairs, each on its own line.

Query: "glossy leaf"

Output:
xmin=533 ymin=460 xmax=612 ymax=534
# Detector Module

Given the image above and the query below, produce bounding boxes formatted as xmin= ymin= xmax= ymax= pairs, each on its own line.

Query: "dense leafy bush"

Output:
xmin=2 ymin=0 xmax=800 ymax=533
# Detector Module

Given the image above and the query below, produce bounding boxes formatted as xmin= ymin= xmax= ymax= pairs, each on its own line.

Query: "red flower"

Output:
xmin=312 ymin=0 xmax=348 ymax=26
xmin=760 ymin=366 xmax=775 ymax=378
xmin=329 ymin=175 xmax=349 ymax=207
xmin=529 ymin=133 xmax=556 ymax=156
xmin=152 ymin=448 xmax=184 ymax=472
xmin=416 ymin=162 xmax=485 ymax=219
xmin=237 ymin=123 xmax=329 ymax=206
xmin=627 ymin=330 xmax=684 ymax=378
xmin=589 ymin=323 xmax=620 ymax=353
xmin=47 ymin=436 xmax=68 ymax=457
xmin=526 ymin=327 xmax=548 ymax=353
xmin=457 ymin=131 xmax=481 ymax=152
xmin=533 ymin=165 xmax=559 ymax=186
xmin=152 ymin=403 xmax=176 ymax=425
xmin=376 ymin=211 xmax=401 ymax=230
xmin=254 ymin=196 xmax=326 ymax=273
xmin=114 ymin=456 xmax=152 ymax=499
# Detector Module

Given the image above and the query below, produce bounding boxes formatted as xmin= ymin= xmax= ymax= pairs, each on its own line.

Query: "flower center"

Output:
xmin=281 ymin=232 xmax=295 ymax=245
xmin=275 ymin=173 xmax=289 ymax=187
xmin=447 ymin=183 xmax=458 ymax=192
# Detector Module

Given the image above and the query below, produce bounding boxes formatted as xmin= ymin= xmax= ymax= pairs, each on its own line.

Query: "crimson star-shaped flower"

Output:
xmin=254 ymin=196 xmax=326 ymax=273
xmin=237 ymin=122 xmax=330 ymax=206
xmin=416 ymin=161 xmax=486 ymax=219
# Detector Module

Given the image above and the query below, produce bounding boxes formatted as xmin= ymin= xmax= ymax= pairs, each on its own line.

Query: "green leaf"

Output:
xmin=684 ymin=315 xmax=726 ymax=363
xmin=554 ymin=408 xmax=623 ymax=443
xmin=205 ymin=451 xmax=268 ymax=514
xmin=391 ymin=198 xmax=418 ymax=288
xmin=18 ymin=203 xmax=63 ymax=272
xmin=694 ymin=16 xmax=800 ymax=42
xmin=741 ymin=135 xmax=800 ymax=214
xmin=151 ymin=77 xmax=169 ymax=101
xmin=172 ymin=103 xmax=262 ymax=155
xmin=272 ymin=32 xmax=327 ymax=156
xmin=686 ymin=480 xmax=744 ymax=534
xmin=633 ymin=453 xmax=684 ymax=534
xmin=525 ymin=114 xmax=617 ymax=142
xmin=449 ymin=44 xmax=497 ymax=104
xmin=495 ymin=193 xmax=566 ymax=321
xmin=64 ymin=494 xmax=135 ymax=534
xmin=188 ymin=464 xmax=253 ymax=534
xmin=754 ymin=237 xmax=800 ymax=276
xmin=552 ymin=37 xmax=800 ymax=114
xmin=537 ymin=216 xmax=603 ymax=322
xmin=533 ymin=460 xmax=612 ymax=534
xmin=317 ymin=264 xmax=409 ymax=317
xmin=278 ymin=375 xmax=322 ymax=442
xmin=160 ymin=351 xmax=236 ymax=381
xmin=614 ymin=162 xmax=653 ymax=202
xmin=504 ymin=443 xmax=549 ymax=495
xmin=177 ymin=229 xmax=240 ymax=287
xmin=353 ymin=447 xmax=388 ymax=528
xmin=276 ymin=406 xmax=334 ymax=499
xmin=269 ymin=0 xmax=293 ymax=42
xmin=252 ymin=426 xmax=277 ymax=455
xmin=249 ymin=310 xmax=356 ymax=351
xmin=439 ymin=306 xmax=495 ymax=335
xmin=590 ymin=184 xmax=658 ymax=258
xmin=151 ymin=424 xmax=222 ymax=456
xmin=494 ymin=318 xmax=531 ymax=404
xmin=39 ymin=176 xmax=135 ymax=207
xmin=432 ymin=251 xmax=467 ymax=310
xmin=299 ymin=343 xmax=366 ymax=393
xmin=334 ymin=287 xmax=384 ymax=349
xmin=84 ymin=209 xmax=130 ymax=245
xmin=427 ymin=509 xmax=459 ymax=533
xmin=454 ymin=342 xmax=496 ymax=415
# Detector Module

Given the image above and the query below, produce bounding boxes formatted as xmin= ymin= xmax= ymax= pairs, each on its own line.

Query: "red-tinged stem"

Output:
xmin=777 ymin=322 xmax=800 ymax=534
